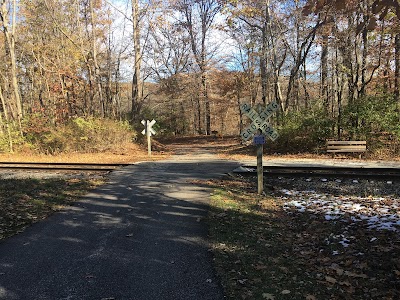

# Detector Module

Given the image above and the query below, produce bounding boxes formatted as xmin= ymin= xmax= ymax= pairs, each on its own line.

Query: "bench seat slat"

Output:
xmin=327 ymin=149 xmax=366 ymax=153
xmin=327 ymin=141 xmax=366 ymax=145
xmin=326 ymin=140 xmax=367 ymax=156
xmin=327 ymin=146 xmax=366 ymax=150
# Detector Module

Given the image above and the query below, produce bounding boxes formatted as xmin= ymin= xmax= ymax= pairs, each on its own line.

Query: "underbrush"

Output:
xmin=0 ymin=116 xmax=136 ymax=154
xmin=263 ymin=95 xmax=400 ymax=158
xmin=265 ymin=135 xmax=400 ymax=160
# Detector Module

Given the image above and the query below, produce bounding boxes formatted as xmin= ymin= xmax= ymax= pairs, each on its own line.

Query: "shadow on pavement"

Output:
xmin=0 ymin=158 xmax=239 ymax=300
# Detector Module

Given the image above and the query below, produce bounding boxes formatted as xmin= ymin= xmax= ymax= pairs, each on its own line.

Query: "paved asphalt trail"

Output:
xmin=0 ymin=153 xmax=240 ymax=300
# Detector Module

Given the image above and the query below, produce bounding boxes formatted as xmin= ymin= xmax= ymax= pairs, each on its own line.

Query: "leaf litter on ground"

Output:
xmin=207 ymin=174 xmax=400 ymax=300
xmin=0 ymin=176 xmax=104 ymax=241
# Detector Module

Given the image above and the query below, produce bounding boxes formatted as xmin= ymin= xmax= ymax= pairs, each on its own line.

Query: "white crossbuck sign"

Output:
xmin=240 ymin=101 xmax=279 ymax=141
xmin=141 ymin=119 xmax=156 ymax=136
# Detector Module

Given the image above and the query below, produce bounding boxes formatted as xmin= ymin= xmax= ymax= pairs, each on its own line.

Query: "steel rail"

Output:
xmin=0 ymin=162 xmax=131 ymax=172
xmin=235 ymin=165 xmax=400 ymax=179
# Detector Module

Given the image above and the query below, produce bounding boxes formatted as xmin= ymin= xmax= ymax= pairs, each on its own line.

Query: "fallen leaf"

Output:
xmin=330 ymin=263 xmax=344 ymax=276
xmin=262 ymin=293 xmax=275 ymax=300
xmin=279 ymin=266 xmax=289 ymax=273
xmin=306 ymin=295 xmax=317 ymax=300
xmin=344 ymin=271 xmax=368 ymax=278
xmin=255 ymin=264 xmax=268 ymax=270
xmin=325 ymin=276 xmax=337 ymax=284
xmin=281 ymin=290 xmax=291 ymax=294
xmin=358 ymin=262 xmax=368 ymax=270
xmin=339 ymin=281 xmax=351 ymax=287
xmin=344 ymin=260 xmax=353 ymax=267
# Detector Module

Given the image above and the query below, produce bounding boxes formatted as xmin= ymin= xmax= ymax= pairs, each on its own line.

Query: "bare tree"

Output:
xmin=131 ymin=0 xmax=142 ymax=121
xmin=0 ymin=0 xmax=22 ymax=128
xmin=172 ymin=0 xmax=221 ymax=135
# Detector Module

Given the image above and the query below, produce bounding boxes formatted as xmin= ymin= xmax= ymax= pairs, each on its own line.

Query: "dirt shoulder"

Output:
xmin=0 ymin=142 xmax=169 ymax=164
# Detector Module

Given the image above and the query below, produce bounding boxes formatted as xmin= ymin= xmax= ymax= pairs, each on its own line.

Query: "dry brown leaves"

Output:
xmin=207 ymin=174 xmax=400 ymax=300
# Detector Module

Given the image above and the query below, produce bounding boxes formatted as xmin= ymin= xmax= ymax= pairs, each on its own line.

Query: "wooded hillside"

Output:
xmin=0 ymin=0 xmax=399 ymax=155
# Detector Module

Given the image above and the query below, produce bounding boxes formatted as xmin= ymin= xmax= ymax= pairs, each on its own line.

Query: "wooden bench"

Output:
xmin=326 ymin=140 xmax=367 ymax=158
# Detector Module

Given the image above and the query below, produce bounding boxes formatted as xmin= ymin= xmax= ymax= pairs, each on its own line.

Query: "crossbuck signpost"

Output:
xmin=240 ymin=101 xmax=279 ymax=194
xmin=141 ymin=119 xmax=156 ymax=157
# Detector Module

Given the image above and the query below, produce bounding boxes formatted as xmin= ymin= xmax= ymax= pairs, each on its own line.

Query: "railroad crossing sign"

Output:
xmin=240 ymin=101 xmax=279 ymax=142
xmin=141 ymin=119 xmax=156 ymax=136
xmin=141 ymin=119 xmax=156 ymax=156
xmin=239 ymin=101 xmax=279 ymax=195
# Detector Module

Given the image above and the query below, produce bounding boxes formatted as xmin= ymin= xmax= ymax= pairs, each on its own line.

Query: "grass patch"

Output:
xmin=208 ymin=176 xmax=400 ymax=300
xmin=0 ymin=177 xmax=104 ymax=240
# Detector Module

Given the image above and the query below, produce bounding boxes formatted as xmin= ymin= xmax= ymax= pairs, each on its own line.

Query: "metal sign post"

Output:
xmin=254 ymin=132 xmax=265 ymax=194
xmin=141 ymin=119 xmax=156 ymax=157
xmin=240 ymin=102 xmax=279 ymax=194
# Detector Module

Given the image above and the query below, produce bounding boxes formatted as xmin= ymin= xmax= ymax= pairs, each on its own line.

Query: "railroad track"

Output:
xmin=234 ymin=165 xmax=400 ymax=179
xmin=0 ymin=162 xmax=131 ymax=172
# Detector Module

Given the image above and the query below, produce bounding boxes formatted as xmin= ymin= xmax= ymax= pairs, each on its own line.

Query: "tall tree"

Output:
xmin=172 ymin=0 xmax=221 ymax=135
xmin=395 ymin=32 xmax=400 ymax=103
xmin=0 ymin=0 xmax=22 ymax=128
xmin=131 ymin=0 xmax=141 ymax=121
xmin=223 ymin=0 xmax=275 ymax=107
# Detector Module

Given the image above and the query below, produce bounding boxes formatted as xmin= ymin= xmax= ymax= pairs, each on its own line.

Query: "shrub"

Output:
xmin=269 ymin=108 xmax=333 ymax=153
xmin=340 ymin=95 xmax=400 ymax=155
xmin=20 ymin=115 xmax=136 ymax=154
xmin=68 ymin=117 xmax=135 ymax=152
xmin=0 ymin=123 xmax=26 ymax=153
xmin=341 ymin=95 xmax=399 ymax=138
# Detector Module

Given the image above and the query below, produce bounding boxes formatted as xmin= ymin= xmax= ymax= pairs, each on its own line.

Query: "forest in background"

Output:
xmin=0 ymin=0 xmax=399 ymax=155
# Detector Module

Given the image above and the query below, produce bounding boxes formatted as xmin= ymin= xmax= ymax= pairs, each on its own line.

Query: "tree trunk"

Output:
xmin=260 ymin=33 xmax=268 ymax=106
xmin=359 ymin=16 xmax=369 ymax=98
xmin=321 ymin=33 xmax=329 ymax=112
xmin=202 ymin=73 xmax=210 ymax=135
xmin=334 ymin=41 xmax=344 ymax=139
xmin=260 ymin=0 xmax=270 ymax=106
xmin=89 ymin=0 xmax=104 ymax=118
xmin=285 ymin=18 xmax=322 ymax=112
xmin=131 ymin=0 xmax=142 ymax=123
xmin=395 ymin=33 xmax=400 ymax=103
xmin=237 ymin=87 xmax=243 ymax=135
xmin=0 ymin=0 xmax=22 ymax=129
xmin=0 ymin=83 xmax=13 ymax=152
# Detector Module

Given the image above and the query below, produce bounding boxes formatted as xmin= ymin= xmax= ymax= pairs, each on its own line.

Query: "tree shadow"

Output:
xmin=205 ymin=174 xmax=400 ymax=299
xmin=0 ymin=159 xmax=239 ymax=300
